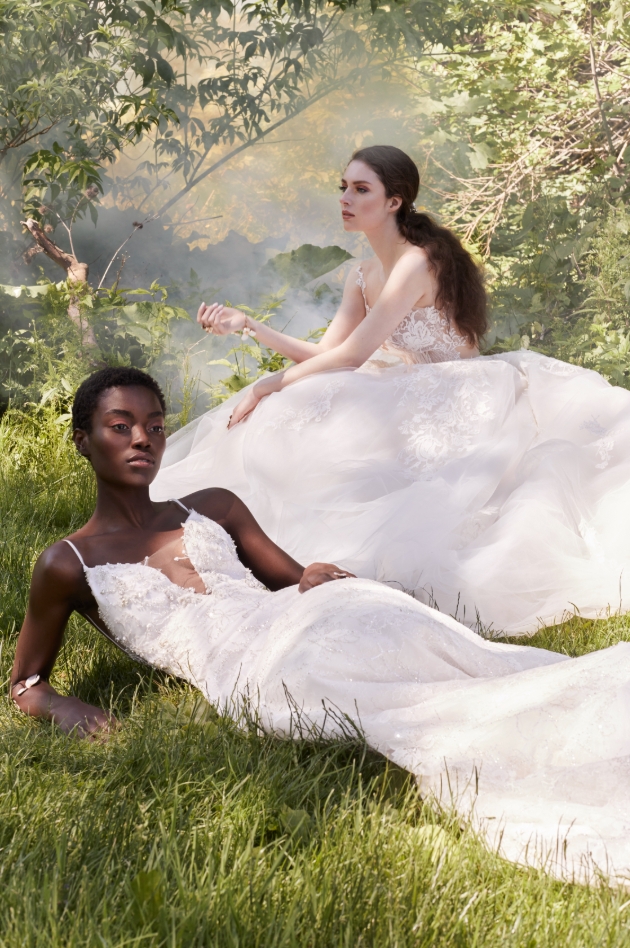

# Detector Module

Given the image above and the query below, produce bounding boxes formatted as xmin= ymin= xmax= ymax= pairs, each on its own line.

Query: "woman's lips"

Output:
xmin=128 ymin=455 xmax=154 ymax=467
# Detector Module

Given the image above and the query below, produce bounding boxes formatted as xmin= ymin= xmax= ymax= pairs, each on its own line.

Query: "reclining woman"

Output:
xmin=11 ymin=366 xmax=630 ymax=879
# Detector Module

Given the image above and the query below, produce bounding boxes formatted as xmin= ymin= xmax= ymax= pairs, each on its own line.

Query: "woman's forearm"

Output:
xmin=256 ymin=341 xmax=362 ymax=397
xmin=247 ymin=317 xmax=319 ymax=363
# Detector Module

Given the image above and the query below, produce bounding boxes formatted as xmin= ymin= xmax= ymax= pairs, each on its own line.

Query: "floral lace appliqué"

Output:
xmin=82 ymin=511 xmax=269 ymax=677
xmin=356 ymin=265 xmax=463 ymax=365
xmin=264 ymin=379 xmax=345 ymax=431
xmin=578 ymin=416 xmax=614 ymax=469
xmin=393 ymin=362 xmax=495 ymax=478
xmin=537 ymin=359 xmax=583 ymax=379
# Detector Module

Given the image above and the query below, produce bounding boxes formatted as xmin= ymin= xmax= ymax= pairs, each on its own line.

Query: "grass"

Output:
xmin=2 ymin=407 xmax=630 ymax=947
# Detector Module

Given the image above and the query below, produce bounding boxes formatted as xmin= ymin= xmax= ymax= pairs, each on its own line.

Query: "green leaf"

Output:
xmin=156 ymin=56 xmax=174 ymax=85
xmin=129 ymin=870 xmax=163 ymax=925
xmin=260 ymin=244 xmax=353 ymax=288
xmin=279 ymin=806 xmax=313 ymax=844
xmin=142 ymin=58 xmax=156 ymax=85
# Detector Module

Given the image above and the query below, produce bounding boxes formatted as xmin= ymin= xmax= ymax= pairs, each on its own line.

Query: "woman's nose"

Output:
xmin=131 ymin=426 xmax=151 ymax=448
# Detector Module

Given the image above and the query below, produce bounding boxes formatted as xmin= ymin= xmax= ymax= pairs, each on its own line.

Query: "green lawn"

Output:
xmin=2 ymin=408 xmax=630 ymax=948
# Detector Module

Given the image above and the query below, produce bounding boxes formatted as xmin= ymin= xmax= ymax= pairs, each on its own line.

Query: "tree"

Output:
xmin=0 ymin=0 xmax=183 ymax=191
xmin=13 ymin=0 xmax=495 ymax=292
xmin=407 ymin=0 xmax=630 ymax=369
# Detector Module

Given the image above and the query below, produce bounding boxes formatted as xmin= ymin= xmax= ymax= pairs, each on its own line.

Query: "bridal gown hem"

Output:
xmin=69 ymin=505 xmax=630 ymax=885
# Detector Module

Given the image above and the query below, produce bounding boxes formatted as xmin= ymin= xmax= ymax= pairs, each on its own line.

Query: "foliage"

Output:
xmin=22 ymin=145 xmax=103 ymax=229
xmin=0 ymin=240 xmax=347 ymax=414
xmin=0 ymin=279 xmax=190 ymax=410
xmin=205 ymin=295 xmax=291 ymax=397
xmin=503 ymin=206 xmax=630 ymax=387
xmin=259 ymin=242 xmax=352 ymax=287
xmin=407 ymin=0 xmax=630 ymax=379
xmin=0 ymin=0 xmax=180 ymax=192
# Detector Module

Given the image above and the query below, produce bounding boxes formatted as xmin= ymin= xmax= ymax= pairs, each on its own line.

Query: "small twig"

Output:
xmin=169 ymin=215 xmax=222 ymax=229
xmin=112 ymin=255 xmax=127 ymax=293
xmin=96 ymin=215 xmax=158 ymax=291
xmin=589 ymin=5 xmax=623 ymax=175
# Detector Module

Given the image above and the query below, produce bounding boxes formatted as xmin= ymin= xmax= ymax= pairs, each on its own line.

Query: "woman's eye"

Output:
xmin=150 ymin=426 xmax=164 ymax=434
xmin=338 ymin=185 xmax=347 ymax=192
xmin=357 ymin=187 xmax=368 ymax=193
xmin=112 ymin=423 xmax=128 ymax=431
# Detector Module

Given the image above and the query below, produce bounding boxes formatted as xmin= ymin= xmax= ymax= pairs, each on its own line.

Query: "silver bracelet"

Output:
xmin=13 ymin=674 xmax=42 ymax=697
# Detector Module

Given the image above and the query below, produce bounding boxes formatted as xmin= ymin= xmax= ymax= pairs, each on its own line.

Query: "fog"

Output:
xmin=1 ymin=74 xmax=427 ymax=411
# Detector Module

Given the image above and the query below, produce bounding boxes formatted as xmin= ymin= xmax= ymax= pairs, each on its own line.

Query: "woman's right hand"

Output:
xmin=197 ymin=302 xmax=247 ymax=336
xmin=298 ymin=563 xmax=356 ymax=593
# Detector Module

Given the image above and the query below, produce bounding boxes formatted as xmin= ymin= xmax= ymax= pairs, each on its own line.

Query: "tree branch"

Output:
xmin=149 ymin=81 xmax=341 ymax=221
xmin=589 ymin=6 xmax=622 ymax=175
xmin=23 ymin=218 xmax=88 ymax=283
xmin=22 ymin=218 xmax=96 ymax=346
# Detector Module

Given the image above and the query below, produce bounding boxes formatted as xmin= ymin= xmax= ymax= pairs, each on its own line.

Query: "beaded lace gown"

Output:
xmin=65 ymin=500 xmax=630 ymax=880
xmin=152 ymin=265 xmax=630 ymax=636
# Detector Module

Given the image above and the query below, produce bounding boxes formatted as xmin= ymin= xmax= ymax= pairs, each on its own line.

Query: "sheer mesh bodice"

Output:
xmin=356 ymin=264 xmax=466 ymax=365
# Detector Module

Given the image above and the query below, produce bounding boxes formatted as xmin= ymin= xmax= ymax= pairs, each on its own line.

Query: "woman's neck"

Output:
xmin=364 ymin=218 xmax=409 ymax=276
xmin=88 ymin=481 xmax=161 ymax=534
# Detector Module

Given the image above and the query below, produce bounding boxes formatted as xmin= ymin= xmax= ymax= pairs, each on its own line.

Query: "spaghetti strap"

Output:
xmin=355 ymin=265 xmax=370 ymax=313
xmin=169 ymin=497 xmax=190 ymax=514
xmin=63 ymin=538 xmax=87 ymax=569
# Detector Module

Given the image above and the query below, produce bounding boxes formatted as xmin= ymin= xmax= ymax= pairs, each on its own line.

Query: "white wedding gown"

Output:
xmin=152 ymin=268 xmax=630 ymax=635
xmin=64 ymin=501 xmax=630 ymax=882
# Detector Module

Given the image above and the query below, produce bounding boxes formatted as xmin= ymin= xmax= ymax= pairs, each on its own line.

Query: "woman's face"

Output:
xmin=73 ymin=385 xmax=166 ymax=488
xmin=339 ymin=160 xmax=402 ymax=233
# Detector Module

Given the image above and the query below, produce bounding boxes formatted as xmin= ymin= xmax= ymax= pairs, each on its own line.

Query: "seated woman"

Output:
xmin=153 ymin=145 xmax=630 ymax=637
xmin=11 ymin=366 xmax=630 ymax=879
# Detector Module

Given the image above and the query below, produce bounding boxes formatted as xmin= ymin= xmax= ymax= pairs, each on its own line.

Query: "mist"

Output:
xmin=1 ymin=73 xmax=427 ymax=415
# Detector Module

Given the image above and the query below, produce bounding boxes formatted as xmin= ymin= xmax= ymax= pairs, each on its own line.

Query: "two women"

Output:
xmin=151 ymin=145 xmax=630 ymax=635
xmin=12 ymin=366 xmax=630 ymax=879
xmin=11 ymin=144 xmax=630 ymax=878
xmin=11 ymin=369 xmax=630 ymax=871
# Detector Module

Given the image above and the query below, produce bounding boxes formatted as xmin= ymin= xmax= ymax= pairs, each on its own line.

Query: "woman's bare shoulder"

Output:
xmin=395 ymin=246 xmax=431 ymax=273
xmin=178 ymin=487 xmax=239 ymax=523
xmin=32 ymin=540 xmax=85 ymax=593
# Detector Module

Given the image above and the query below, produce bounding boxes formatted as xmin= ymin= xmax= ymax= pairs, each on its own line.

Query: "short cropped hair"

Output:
xmin=72 ymin=367 xmax=166 ymax=432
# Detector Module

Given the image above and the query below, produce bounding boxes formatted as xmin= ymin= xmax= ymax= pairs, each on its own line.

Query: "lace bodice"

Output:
xmin=65 ymin=507 xmax=267 ymax=674
xmin=356 ymin=264 xmax=465 ymax=365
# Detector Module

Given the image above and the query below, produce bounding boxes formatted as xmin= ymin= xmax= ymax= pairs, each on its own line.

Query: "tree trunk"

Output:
xmin=23 ymin=218 xmax=97 ymax=347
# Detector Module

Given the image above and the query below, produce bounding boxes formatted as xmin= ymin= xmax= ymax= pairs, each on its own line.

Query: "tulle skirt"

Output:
xmin=151 ymin=350 xmax=630 ymax=635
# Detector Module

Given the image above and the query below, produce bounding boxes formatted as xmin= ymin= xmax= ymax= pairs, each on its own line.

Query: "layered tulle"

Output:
xmin=80 ymin=509 xmax=630 ymax=882
xmin=152 ymin=349 xmax=630 ymax=635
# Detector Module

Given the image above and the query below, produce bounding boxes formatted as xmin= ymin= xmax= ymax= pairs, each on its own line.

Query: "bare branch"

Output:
xmin=22 ymin=218 xmax=88 ymax=283
xmin=97 ymin=215 xmax=158 ymax=290
xmin=22 ymin=218 xmax=96 ymax=346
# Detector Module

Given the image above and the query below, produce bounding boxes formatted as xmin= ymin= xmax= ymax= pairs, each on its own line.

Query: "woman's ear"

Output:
xmin=73 ymin=429 xmax=90 ymax=458
xmin=389 ymin=195 xmax=403 ymax=213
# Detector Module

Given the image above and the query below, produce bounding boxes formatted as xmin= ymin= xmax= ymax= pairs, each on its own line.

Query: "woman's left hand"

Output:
xmin=227 ymin=376 xmax=281 ymax=429
xmin=227 ymin=387 xmax=262 ymax=429
xmin=299 ymin=563 xmax=356 ymax=593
